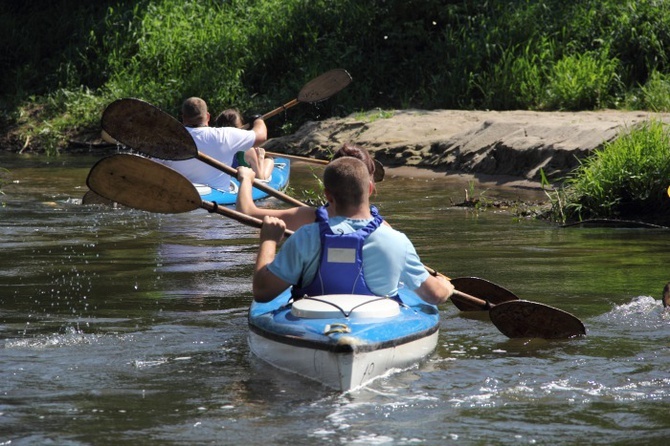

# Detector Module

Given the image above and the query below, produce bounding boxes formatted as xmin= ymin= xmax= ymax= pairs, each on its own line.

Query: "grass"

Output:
xmin=6 ymin=1 xmax=670 ymax=153
xmin=544 ymin=120 xmax=670 ymax=224
xmin=353 ymin=109 xmax=396 ymax=123
xmin=4 ymin=0 xmax=670 ymax=219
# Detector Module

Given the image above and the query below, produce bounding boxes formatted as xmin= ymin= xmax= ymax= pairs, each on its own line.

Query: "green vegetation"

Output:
xmin=542 ymin=121 xmax=670 ymax=224
xmin=353 ymin=109 xmax=396 ymax=123
xmin=4 ymin=0 xmax=670 ymax=152
xmin=2 ymin=0 xmax=670 ymax=223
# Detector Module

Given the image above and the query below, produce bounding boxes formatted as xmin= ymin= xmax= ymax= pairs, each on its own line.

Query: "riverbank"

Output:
xmin=6 ymin=107 xmax=670 ymax=202
xmin=263 ymin=109 xmax=670 ymax=187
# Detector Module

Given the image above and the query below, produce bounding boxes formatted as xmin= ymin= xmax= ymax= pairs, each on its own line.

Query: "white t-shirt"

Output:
xmin=164 ymin=126 xmax=256 ymax=190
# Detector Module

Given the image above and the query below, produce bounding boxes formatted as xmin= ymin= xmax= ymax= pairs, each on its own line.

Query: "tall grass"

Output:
xmin=635 ymin=71 xmax=670 ymax=112
xmin=555 ymin=120 xmax=670 ymax=223
xmin=544 ymin=49 xmax=620 ymax=110
xmin=5 ymin=0 xmax=670 ymax=154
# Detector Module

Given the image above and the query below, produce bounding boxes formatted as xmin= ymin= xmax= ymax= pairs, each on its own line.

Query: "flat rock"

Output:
xmin=264 ymin=109 xmax=670 ymax=182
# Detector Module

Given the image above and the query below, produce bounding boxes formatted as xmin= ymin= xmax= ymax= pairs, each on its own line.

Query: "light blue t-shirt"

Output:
xmin=267 ymin=216 xmax=429 ymax=296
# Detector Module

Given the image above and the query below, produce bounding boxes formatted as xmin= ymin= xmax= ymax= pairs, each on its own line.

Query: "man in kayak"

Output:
xmin=236 ymin=143 xmax=378 ymax=231
xmin=163 ymin=97 xmax=267 ymax=191
xmin=252 ymin=156 xmax=454 ymax=305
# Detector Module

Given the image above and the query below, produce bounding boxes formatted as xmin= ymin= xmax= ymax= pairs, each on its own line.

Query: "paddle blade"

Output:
xmin=373 ymin=159 xmax=385 ymax=183
xmin=489 ymin=300 xmax=586 ymax=339
xmin=101 ymin=98 xmax=197 ymax=160
xmin=81 ymin=190 xmax=116 ymax=206
xmin=297 ymin=69 xmax=352 ymax=103
xmin=86 ymin=154 xmax=202 ymax=214
xmin=450 ymin=277 xmax=519 ymax=311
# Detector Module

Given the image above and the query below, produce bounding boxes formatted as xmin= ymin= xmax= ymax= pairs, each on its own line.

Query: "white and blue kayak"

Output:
xmin=196 ymin=157 xmax=290 ymax=205
xmin=248 ymin=288 xmax=440 ymax=391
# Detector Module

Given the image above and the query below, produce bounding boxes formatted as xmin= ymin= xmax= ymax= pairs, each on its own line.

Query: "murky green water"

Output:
xmin=1 ymin=153 xmax=669 ymax=445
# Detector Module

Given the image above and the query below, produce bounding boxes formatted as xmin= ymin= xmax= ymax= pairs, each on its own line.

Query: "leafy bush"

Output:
xmin=543 ymin=50 xmax=620 ymax=110
xmin=557 ymin=120 xmax=670 ymax=223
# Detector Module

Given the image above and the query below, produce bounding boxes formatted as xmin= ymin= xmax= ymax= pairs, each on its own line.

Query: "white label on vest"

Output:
xmin=327 ymin=248 xmax=356 ymax=263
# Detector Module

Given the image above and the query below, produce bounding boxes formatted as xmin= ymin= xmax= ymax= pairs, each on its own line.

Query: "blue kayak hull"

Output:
xmin=248 ymin=288 xmax=440 ymax=391
xmin=199 ymin=157 xmax=290 ymax=205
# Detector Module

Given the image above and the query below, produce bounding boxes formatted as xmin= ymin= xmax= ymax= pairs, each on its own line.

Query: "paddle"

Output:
xmin=265 ymin=151 xmax=328 ymax=165
xmin=81 ymin=189 xmax=116 ymax=206
xmin=104 ymin=99 xmax=511 ymax=311
xmin=423 ymin=268 xmax=585 ymax=338
xmin=244 ymin=69 xmax=385 ymax=182
xmin=101 ymin=98 xmax=305 ymax=208
xmin=87 ymin=154 xmax=586 ymax=339
xmin=265 ymin=151 xmax=385 ymax=183
xmin=245 ymin=68 xmax=353 ymax=127
xmin=423 ymin=268 xmax=520 ymax=310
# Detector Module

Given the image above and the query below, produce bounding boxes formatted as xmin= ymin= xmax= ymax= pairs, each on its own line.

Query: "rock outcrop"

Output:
xmin=264 ymin=109 xmax=670 ymax=182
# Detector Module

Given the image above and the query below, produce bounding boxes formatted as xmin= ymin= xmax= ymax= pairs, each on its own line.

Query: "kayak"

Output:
xmin=196 ymin=157 xmax=290 ymax=205
xmin=248 ymin=288 xmax=440 ymax=391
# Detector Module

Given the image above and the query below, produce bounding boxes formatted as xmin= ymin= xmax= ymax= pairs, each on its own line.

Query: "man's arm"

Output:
xmin=236 ymin=167 xmax=318 ymax=231
xmin=253 ymin=216 xmax=291 ymax=302
xmin=414 ymin=273 xmax=454 ymax=306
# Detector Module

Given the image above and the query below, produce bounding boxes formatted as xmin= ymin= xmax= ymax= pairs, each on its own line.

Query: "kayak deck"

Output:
xmin=248 ymin=289 xmax=440 ymax=391
xmin=198 ymin=157 xmax=290 ymax=205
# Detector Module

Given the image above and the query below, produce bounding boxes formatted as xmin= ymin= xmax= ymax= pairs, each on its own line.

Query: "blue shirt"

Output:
xmin=268 ymin=216 xmax=429 ymax=297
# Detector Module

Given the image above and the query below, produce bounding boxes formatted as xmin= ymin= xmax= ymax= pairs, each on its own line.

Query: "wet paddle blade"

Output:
xmin=86 ymin=154 xmax=201 ymax=214
xmin=488 ymin=300 xmax=586 ymax=339
xmin=81 ymin=190 xmax=116 ymax=206
xmin=101 ymin=98 xmax=197 ymax=160
xmin=450 ymin=277 xmax=519 ymax=311
xmin=297 ymin=69 xmax=352 ymax=103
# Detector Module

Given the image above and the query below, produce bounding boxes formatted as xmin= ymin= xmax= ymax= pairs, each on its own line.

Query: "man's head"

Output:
xmin=323 ymin=157 xmax=371 ymax=210
xmin=181 ymin=97 xmax=209 ymax=126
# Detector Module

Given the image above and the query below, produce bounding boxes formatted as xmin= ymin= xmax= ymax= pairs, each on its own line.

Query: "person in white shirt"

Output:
xmin=214 ymin=108 xmax=274 ymax=180
xmin=164 ymin=97 xmax=267 ymax=192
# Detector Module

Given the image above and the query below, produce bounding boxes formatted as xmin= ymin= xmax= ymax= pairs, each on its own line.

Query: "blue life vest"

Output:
xmin=291 ymin=206 xmax=384 ymax=298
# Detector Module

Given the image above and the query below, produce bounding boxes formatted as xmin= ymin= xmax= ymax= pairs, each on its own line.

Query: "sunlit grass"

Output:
xmin=551 ymin=120 xmax=670 ymax=223
xmin=544 ymin=50 xmax=620 ymax=110
xmin=353 ymin=109 xmax=396 ymax=123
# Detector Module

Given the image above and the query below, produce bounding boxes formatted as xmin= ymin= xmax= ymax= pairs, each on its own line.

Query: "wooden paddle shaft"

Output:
xmin=452 ymin=290 xmax=491 ymax=309
xmin=243 ymin=69 xmax=352 ymax=128
xmin=265 ymin=152 xmax=329 ymax=166
xmin=262 ymin=99 xmax=299 ymax=122
xmin=424 ymin=264 xmax=493 ymax=310
xmin=242 ymin=99 xmax=300 ymax=130
xmin=200 ymin=199 xmax=295 ymax=238
xmin=269 ymin=152 xmax=386 ymax=183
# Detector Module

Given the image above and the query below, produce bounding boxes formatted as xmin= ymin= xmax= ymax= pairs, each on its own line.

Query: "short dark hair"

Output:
xmin=323 ymin=157 xmax=370 ymax=209
xmin=181 ymin=97 xmax=208 ymax=124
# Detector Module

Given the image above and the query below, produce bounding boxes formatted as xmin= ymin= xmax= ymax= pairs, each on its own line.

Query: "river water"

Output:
xmin=1 ymin=152 xmax=669 ymax=445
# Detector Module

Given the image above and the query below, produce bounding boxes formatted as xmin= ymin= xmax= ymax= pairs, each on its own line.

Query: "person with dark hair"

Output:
xmin=252 ymin=157 xmax=454 ymax=304
xmin=163 ymin=97 xmax=267 ymax=191
xmin=214 ymin=108 xmax=274 ymax=180
xmin=235 ymin=142 xmax=378 ymax=231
